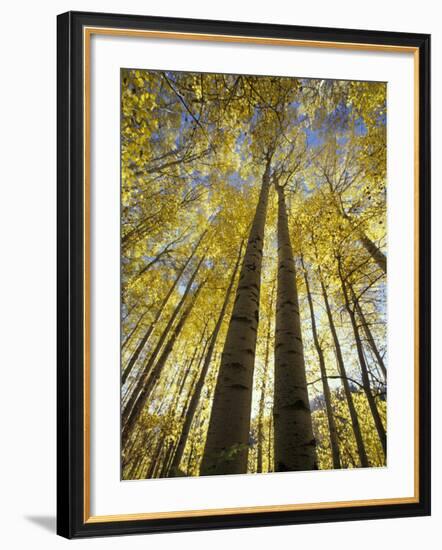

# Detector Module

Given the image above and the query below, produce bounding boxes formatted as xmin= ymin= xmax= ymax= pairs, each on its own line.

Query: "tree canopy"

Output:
xmin=120 ymin=68 xmax=387 ymax=479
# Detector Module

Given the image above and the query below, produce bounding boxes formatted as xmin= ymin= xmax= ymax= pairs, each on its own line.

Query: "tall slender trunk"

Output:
xmin=335 ymin=197 xmax=386 ymax=273
xmin=130 ymin=455 xmax=147 ymax=479
xmin=273 ymin=184 xmax=316 ymax=472
xmin=200 ymin=158 xmax=272 ymax=476
xmin=122 ymin=230 xmax=207 ymax=385
xmin=122 ymin=309 xmax=147 ymax=350
xmin=158 ymin=376 xmax=191 ymax=478
xmin=256 ymin=280 xmax=275 ymax=474
xmin=150 ymin=444 xmax=167 ymax=479
xmin=122 ymin=280 xmax=205 ymax=445
xmin=124 ymin=246 xmax=173 ymax=293
xmin=179 ymin=331 xmax=212 ymax=420
xmin=130 ymin=384 xmax=181 ymax=480
xmin=122 ymin=254 xmax=206 ymax=437
xmin=358 ymin=232 xmax=387 ymax=273
xmin=128 ymin=353 xmax=187 ymax=478
xmin=130 ymin=228 xmax=189 ymax=286
xmin=337 ymin=259 xmax=386 ymax=456
xmin=171 ymin=242 xmax=243 ymax=475
xmin=144 ymin=439 xmax=163 ymax=479
xmin=319 ymin=273 xmax=369 ymax=467
xmin=159 ymin=323 xmax=208 ymax=422
xmin=173 ymin=348 xmax=200 ymax=412
xmin=267 ymin=415 xmax=273 ymax=472
xmin=135 ymin=370 xmax=180 ymax=479
xmin=186 ymin=437 xmax=196 ymax=475
xmin=302 ymin=259 xmax=341 ymax=469
xmin=350 ymin=285 xmax=387 ymax=380
xmin=122 ymin=297 xmax=140 ymax=322
xmin=159 ymin=441 xmax=176 ymax=478
xmin=144 ymin=281 xmax=205 ymax=399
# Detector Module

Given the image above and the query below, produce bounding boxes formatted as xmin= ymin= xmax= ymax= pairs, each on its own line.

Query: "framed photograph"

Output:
xmin=57 ymin=11 xmax=431 ymax=538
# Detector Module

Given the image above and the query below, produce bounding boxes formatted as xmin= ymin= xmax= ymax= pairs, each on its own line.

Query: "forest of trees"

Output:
xmin=120 ymin=68 xmax=387 ymax=479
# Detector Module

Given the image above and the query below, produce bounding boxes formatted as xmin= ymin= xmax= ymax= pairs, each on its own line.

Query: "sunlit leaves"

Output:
xmin=120 ymin=69 xmax=386 ymax=479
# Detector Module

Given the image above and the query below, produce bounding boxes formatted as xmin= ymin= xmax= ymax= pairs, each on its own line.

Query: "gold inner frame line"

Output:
xmin=83 ymin=26 xmax=420 ymax=524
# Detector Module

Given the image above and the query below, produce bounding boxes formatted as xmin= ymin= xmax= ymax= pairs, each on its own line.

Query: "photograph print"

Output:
xmin=120 ymin=69 xmax=387 ymax=480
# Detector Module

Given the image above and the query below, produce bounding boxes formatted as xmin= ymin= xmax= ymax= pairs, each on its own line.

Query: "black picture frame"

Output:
xmin=57 ymin=10 xmax=431 ymax=539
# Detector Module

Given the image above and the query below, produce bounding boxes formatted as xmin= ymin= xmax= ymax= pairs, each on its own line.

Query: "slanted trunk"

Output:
xmin=130 ymin=228 xmax=189 ymax=286
xmin=122 ymin=254 xmax=206 ymax=440
xmin=338 ymin=261 xmax=386 ymax=456
xmin=122 ymin=280 xmax=205 ymax=445
xmin=122 ymin=309 xmax=147 ymax=350
xmin=186 ymin=437 xmax=196 ymax=475
xmin=158 ymin=376 xmax=191 ymax=478
xmin=159 ymin=441 xmax=176 ymax=478
xmin=256 ymin=280 xmax=275 ymax=474
xmin=267 ymin=415 xmax=273 ymax=472
xmin=273 ymin=185 xmax=316 ymax=472
xmin=122 ymin=230 xmax=207 ymax=385
xmin=170 ymin=242 xmax=243 ymax=475
xmin=358 ymin=232 xmax=387 ymax=273
xmin=150 ymin=442 xmax=167 ymax=479
xmin=302 ymin=259 xmax=341 ymax=469
xmin=144 ymin=439 xmax=163 ymax=479
xmin=334 ymin=195 xmax=386 ymax=273
xmin=155 ymin=285 xmax=206 ymax=397
xmin=320 ymin=274 xmax=369 ymax=467
xmin=200 ymin=158 xmax=272 ymax=476
xmin=125 ymin=347 xmax=189 ymax=479
xmin=179 ymin=330 xmax=212 ymax=420
xmin=350 ymin=285 xmax=387 ymax=380
xmin=122 ymin=297 xmax=141 ymax=322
